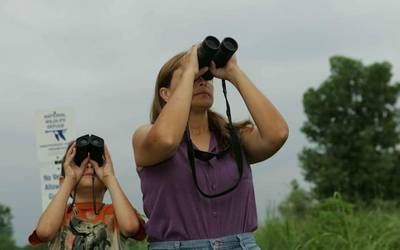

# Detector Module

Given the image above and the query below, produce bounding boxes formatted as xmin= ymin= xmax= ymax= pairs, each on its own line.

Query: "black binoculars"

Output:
xmin=73 ymin=134 xmax=104 ymax=166
xmin=197 ymin=36 xmax=238 ymax=80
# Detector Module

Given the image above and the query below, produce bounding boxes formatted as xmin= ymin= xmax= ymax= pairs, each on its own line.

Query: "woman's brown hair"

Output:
xmin=150 ymin=51 xmax=253 ymax=148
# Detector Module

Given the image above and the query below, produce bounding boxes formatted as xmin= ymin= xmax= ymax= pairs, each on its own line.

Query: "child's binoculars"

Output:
xmin=73 ymin=134 xmax=104 ymax=166
xmin=197 ymin=36 xmax=238 ymax=80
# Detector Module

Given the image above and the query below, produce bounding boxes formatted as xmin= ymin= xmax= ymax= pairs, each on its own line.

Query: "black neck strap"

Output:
xmin=92 ymin=174 xmax=106 ymax=215
xmin=185 ymin=79 xmax=243 ymax=198
xmin=68 ymin=185 xmax=78 ymax=213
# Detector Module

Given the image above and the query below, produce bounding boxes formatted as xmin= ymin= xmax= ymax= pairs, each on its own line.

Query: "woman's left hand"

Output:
xmin=91 ymin=144 xmax=116 ymax=187
xmin=209 ymin=55 xmax=242 ymax=86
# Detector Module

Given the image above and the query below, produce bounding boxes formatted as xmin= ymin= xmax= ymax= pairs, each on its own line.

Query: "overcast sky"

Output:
xmin=1 ymin=0 xmax=399 ymax=246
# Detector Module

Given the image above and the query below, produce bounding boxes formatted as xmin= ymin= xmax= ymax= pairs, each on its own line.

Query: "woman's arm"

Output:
xmin=92 ymin=146 xmax=142 ymax=237
xmin=35 ymin=145 xmax=86 ymax=241
xmin=133 ymin=45 xmax=207 ymax=167
xmin=210 ymin=59 xmax=289 ymax=164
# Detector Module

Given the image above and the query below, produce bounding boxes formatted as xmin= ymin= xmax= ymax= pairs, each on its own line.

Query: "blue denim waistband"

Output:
xmin=149 ymin=232 xmax=257 ymax=249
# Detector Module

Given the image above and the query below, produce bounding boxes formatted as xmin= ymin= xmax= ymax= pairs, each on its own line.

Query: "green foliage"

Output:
xmin=126 ymin=239 xmax=148 ymax=250
xmin=18 ymin=244 xmax=48 ymax=250
xmin=0 ymin=234 xmax=18 ymax=250
xmin=0 ymin=203 xmax=13 ymax=237
xmin=0 ymin=203 xmax=18 ymax=249
xmin=300 ymin=56 xmax=400 ymax=203
xmin=256 ymin=194 xmax=400 ymax=250
xmin=279 ymin=180 xmax=314 ymax=218
xmin=0 ymin=202 xmax=48 ymax=249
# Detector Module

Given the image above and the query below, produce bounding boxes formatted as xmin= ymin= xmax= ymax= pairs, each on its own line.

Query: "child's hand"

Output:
xmin=63 ymin=142 xmax=88 ymax=185
xmin=91 ymin=144 xmax=115 ymax=187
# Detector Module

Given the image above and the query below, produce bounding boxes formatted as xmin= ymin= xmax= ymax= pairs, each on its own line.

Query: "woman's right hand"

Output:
xmin=174 ymin=44 xmax=208 ymax=81
xmin=62 ymin=143 xmax=88 ymax=186
xmin=132 ymin=45 xmax=209 ymax=168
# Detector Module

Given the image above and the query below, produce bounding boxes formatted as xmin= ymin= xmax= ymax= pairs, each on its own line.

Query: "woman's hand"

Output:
xmin=209 ymin=55 xmax=242 ymax=86
xmin=63 ymin=143 xmax=87 ymax=185
xmin=173 ymin=45 xmax=209 ymax=82
xmin=92 ymin=145 xmax=116 ymax=187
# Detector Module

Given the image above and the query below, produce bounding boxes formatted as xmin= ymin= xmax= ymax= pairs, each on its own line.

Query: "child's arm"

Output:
xmin=91 ymin=145 xmax=143 ymax=238
xmin=34 ymin=144 xmax=87 ymax=242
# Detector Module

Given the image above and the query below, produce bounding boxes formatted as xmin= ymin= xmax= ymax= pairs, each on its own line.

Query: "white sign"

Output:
xmin=35 ymin=108 xmax=76 ymax=163
xmin=35 ymin=108 xmax=76 ymax=211
xmin=40 ymin=163 xmax=62 ymax=210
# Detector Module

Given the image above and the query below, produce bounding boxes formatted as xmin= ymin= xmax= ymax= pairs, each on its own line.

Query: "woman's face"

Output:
xmin=191 ymin=77 xmax=214 ymax=109
xmin=163 ymin=76 xmax=214 ymax=110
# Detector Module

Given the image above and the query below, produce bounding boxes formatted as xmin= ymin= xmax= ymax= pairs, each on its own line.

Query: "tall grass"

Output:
xmin=255 ymin=195 xmax=400 ymax=250
xmin=126 ymin=194 xmax=400 ymax=250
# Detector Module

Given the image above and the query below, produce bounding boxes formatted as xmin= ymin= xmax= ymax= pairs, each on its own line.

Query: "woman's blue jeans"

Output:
xmin=149 ymin=232 xmax=260 ymax=250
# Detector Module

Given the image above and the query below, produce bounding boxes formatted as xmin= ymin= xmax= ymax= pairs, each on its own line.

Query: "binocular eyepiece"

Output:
xmin=197 ymin=36 xmax=238 ymax=80
xmin=74 ymin=134 xmax=104 ymax=166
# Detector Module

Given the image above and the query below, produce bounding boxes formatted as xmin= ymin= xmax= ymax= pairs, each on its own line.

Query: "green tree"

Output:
xmin=300 ymin=56 xmax=400 ymax=203
xmin=0 ymin=203 xmax=17 ymax=249
xmin=279 ymin=180 xmax=314 ymax=218
xmin=0 ymin=203 xmax=13 ymax=237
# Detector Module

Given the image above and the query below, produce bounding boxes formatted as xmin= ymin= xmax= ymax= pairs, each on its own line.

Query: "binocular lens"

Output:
xmin=221 ymin=37 xmax=238 ymax=52
xmin=197 ymin=36 xmax=220 ymax=69
xmin=78 ymin=139 xmax=88 ymax=145
xmin=203 ymin=36 xmax=220 ymax=51
xmin=74 ymin=135 xmax=90 ymax=166
xmin=91 ymin=139 xmax=101 ymax=146
xmin=213 ymin=37 xmax=238 ymax=69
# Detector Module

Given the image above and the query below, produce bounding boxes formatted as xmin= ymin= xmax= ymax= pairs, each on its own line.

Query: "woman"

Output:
xmin=132 ymin=44 xmax=288 ymax=249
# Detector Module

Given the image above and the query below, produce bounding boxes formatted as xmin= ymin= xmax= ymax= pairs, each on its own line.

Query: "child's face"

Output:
xmin=76 ymin=161 xmax=106 ymax=192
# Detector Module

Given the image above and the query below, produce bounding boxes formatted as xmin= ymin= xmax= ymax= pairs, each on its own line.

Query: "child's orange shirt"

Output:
xmin=29 ymin=202 xmax=145 ymax=250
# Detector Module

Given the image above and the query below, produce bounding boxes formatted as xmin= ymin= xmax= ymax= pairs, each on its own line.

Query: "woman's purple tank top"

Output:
xmin=137 ymin=132 xmax=258 ymax=242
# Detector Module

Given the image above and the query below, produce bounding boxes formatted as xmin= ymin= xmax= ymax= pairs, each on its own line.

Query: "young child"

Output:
xmin=29 ymin=141 xmax=145 ymax=249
